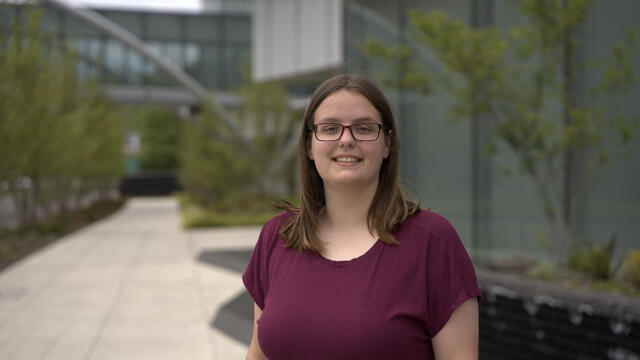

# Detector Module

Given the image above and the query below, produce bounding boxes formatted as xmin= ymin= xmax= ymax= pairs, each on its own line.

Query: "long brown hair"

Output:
xmin=278 ymin=74 xmax=420 ymax=252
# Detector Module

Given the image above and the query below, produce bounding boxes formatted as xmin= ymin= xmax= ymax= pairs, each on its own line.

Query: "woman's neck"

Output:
xmin=321 ymin=181 xmax=378 ymax=230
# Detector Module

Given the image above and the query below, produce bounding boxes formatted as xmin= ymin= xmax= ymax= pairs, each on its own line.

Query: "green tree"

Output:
xmin=72 ymin=83 xmax=125 ymax=201
xmin=365 ymin=0 xmax=639 ymax=264
xmin=179 ymin=69 xmax=300 ymax=209
xmin=179 ymin=98 xmax=256 ymax=208
xmin=0 ymin=7 xmax=124 ymax=227
xmin=234 ymin=71 xmax=300 ymax=198
xmin=137 ymin=108 xmax=181 ymax=170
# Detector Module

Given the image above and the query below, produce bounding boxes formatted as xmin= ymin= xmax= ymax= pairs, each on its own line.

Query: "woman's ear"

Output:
xmin=307 ymin=139 xmax=314 ymax=160
xmin=383 ymin=130 xmax=392 ymax=158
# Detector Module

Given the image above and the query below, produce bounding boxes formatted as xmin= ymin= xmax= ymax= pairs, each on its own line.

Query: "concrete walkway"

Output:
xmin=0 ymin=197 xmax=257 ymax=359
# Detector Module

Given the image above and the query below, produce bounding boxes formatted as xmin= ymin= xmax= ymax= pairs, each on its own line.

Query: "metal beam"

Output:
xmin=42 ymin=0 xmax=209 ymax=100
xmin=41 ymin=0 xmax=247 ymax=134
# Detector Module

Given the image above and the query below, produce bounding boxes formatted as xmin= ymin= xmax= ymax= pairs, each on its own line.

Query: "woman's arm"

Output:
xmin=246 ymin=302 xmax=267 ymax=360
xmin=432 ymin=297 xmax=479 ymax=360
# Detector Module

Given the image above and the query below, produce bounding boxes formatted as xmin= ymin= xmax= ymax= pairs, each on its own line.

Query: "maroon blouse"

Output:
xmin=243 ymin=210 xmax=482 ymax=359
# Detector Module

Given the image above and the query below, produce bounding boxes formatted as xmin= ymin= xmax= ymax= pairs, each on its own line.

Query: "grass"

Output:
xmin=490 ymin=251 xmax=640 ymax=297
xmin=177 ymin=192 xmax=295 ymax=228
xmin=181 ymin=205 xmax=278 ymax=227
xmin=588 ymin=280 xmax=640 ymax=296
xmin=521 ymin=260 xmax=640 ymax=297
xmin=0 ymin=197 xmax=127 ymax=271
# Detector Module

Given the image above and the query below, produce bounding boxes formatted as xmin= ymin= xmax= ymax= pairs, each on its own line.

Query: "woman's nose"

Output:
xmin=338 ymin=126 xmax=356 ymax=144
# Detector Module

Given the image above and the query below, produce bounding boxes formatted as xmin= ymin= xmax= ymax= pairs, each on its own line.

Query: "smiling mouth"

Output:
xmin=334 ymin=156 xmax=361 ymax=163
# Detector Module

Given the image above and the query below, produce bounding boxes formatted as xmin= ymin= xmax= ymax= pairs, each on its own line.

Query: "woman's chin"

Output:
xmin=324 ymin=175 xmax=378 ymax=190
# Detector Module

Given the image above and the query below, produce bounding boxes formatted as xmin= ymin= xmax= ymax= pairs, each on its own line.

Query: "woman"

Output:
xmin=243 ymin=74 xmax=481 ymax=359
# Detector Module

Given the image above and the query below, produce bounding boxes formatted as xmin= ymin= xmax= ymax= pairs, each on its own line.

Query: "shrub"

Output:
xmin=568 ymin=238 xmax=615 ymax=280
xmin=526 ymin=262 xmax=558 ymax=281
xmin=623 ymin=249 xmax=640 ymax=288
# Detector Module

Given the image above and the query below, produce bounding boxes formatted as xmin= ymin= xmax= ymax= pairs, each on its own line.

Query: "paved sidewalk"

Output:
xmin=0 ymin=197 xmax=258 ymax=359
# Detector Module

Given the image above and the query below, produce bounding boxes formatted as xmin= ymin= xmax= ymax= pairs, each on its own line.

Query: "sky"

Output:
xmin=75 ymin=0 xmax=201 ymax=12
xmin=4 ymin=0 xmax=209 ymax=12
xmin=4 ymin=0 xmax=202 ymax=11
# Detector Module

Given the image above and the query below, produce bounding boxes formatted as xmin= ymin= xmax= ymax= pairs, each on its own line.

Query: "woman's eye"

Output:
xmin=320 ymin=125 xmax=339 ymax=133
xmin=356 ymin=125 xmax=374 ymax=133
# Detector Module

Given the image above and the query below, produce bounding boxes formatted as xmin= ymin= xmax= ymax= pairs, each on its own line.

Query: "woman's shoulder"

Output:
xmin=265 ymin=210 xmax=293 ymax=226
xmin=253 ymin=211 xmax=294 ymax=255
xmin=259 ymin=211 xmax=294 ymax=239
xmin=397 ymin=209 xmax=460 ymax=246
xmin=402 ymin=208 xmax=454 ymax=232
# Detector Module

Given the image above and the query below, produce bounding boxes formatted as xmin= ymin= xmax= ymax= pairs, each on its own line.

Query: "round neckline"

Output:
xmin=311 ymin=239 xmax=384 ymax=267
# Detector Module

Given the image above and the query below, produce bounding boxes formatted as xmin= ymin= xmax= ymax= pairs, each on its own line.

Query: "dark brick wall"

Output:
xmin=480 ymin=293 xmax=640 ymax=359
xmin=478 ymin=270 xmax=640 ymax=360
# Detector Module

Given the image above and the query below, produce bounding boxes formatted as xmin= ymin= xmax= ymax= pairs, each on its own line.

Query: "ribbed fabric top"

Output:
xmin=243 ymin=210 xmax=482 ymax=360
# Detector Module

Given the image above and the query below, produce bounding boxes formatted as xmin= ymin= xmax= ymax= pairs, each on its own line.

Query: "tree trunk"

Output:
xmin=9 ymin=180 xmax=28 ymax=228
xmin=30 ymin=175 xmax=41 ymax=226
xmin=561 ymin=0 xmax=577 ymax=264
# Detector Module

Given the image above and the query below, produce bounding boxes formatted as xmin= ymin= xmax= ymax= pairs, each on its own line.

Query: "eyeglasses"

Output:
xmin=311 ymin=123 xmax=384 ymax=141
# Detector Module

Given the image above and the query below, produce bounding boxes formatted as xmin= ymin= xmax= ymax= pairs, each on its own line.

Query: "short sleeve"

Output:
xmin=242 ymin=215 xmax=283 ymax=310
xmin=425 ymin=216 xmax=482 ymax=337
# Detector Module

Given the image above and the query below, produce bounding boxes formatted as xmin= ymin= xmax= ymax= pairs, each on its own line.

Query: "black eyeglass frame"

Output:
xmin=310 ymin=123 xmax=385 ymax=142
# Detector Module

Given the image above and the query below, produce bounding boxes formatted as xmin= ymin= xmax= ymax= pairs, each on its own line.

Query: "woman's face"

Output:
xmin=308 ymin=89 xmax=390 ymax=190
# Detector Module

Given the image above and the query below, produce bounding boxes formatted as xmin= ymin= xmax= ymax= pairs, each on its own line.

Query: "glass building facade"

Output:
xmin=0 ymin=2 xmax=251 ymax=90
xmin=344 ymin=0 xmax=640 ymax=263
xmin=3 ymin=0 xmax=638 ymax=263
